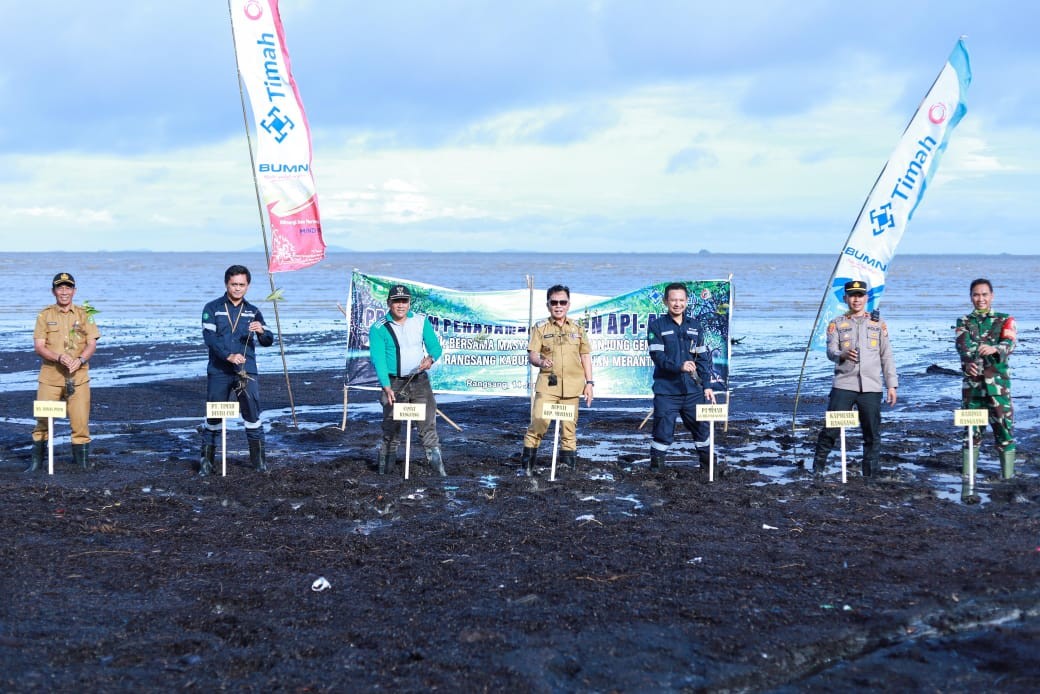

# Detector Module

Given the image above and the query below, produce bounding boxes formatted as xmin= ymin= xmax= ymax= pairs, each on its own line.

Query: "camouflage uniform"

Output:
xmin=955 ymin=309 xmax=1016 ymax=453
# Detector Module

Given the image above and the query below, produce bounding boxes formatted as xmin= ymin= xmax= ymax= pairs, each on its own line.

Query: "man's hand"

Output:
xmin=227 ymin=353 xmax=247 ymax=366
xmin=681 ymin=360 xmax=697 ymax=373
xmin=383 ymin=386 xmax=396 ymax=406
xmin=583 ymin=383 xmax=594 ymax=407
xmin=418 ymin=356 xmax=434 ymax=372
xmin=248 ymin=320 xmax=264 ymax=334
xmin=886 ymin=386 xmax=898 ymax=406
xmin=704 ymin=388 xmax=716 ymax=403
xmin=843 ymin=348 xmax=859 ymax=363
xmin=978 ymin=345 xmax=998 ymax=357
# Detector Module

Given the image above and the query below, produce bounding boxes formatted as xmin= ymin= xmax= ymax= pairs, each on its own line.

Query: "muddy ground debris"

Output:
xmin=1 ymin=372 xmax=1039 ymax=691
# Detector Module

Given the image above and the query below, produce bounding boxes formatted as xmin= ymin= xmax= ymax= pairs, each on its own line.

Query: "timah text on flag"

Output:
xmin=230 ymin=0 xmax=325 ymax=272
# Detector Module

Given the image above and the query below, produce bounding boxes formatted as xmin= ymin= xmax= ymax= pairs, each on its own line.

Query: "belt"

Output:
xmin=391 ymin=372 xmax=427 ymax=380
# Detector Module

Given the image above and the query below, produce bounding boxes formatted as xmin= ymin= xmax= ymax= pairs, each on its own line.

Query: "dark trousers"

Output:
xmin=204 ymin=371 xmax=264 ymax=443
xmin=651 ymin=392 xmax=709 ymax=451
xmin=381 ymin=373 xmax=439 ymax=450
xmin=815 ymin=388 xmax=882 ymax=475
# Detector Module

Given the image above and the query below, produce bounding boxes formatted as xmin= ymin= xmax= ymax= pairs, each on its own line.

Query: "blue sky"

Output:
xmin=2 ymin=1 xmax=1037 ymax=253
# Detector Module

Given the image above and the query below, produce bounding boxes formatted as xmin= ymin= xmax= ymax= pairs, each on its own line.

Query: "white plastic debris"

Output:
xmin=762 ymin=524 xmax=779 ymax=530
xmin=311 ymin=577 xmax=331 ymax=592
xmin=575 ymin=514 xmax=596 ymax=522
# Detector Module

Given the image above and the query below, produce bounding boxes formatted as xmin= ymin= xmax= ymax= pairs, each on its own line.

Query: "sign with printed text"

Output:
xmin=34 ymin=401 xmax=67 ymax=418
xmin=207 ymin=401 xmax=241 ymax=419
xmin=393 ymin=403 xmax=427 ymax=421
xmin=954 ymin=409 xmax=988 ymax=427
xmin=826 ymin=410 xmax=860 ymax=428
xmin=696 ymin=404 xmax=729 ymax=421
xmin=541 ymin=402 xmax=576 ymax=421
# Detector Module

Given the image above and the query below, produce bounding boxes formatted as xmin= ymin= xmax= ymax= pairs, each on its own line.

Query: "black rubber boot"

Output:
xmin=812 ymin=449 xmax=829 ymax=478
xmin=378 ymin=445 xmax=396 ymax=475
xmin=520 ymin=446 xmax=537 ymax=477
xmin=72 ymin=443 xmax=91 ymax=470
xmin=697 ymin=447 xmax=711 ymax=471
xmin=249 ymin=440 xmax=268 ymax=472
xmin=560 ymin=450 xmax=578 ymax=471
xmin=426 ymin=447 xmax=447 ymax=477
xmin=649 ymin=447 xmax=666 ymax=472
xmin=25 ymin=440 xmax=46 ymax=473
xmin=199 ymin=444 xmax=215 ymax=476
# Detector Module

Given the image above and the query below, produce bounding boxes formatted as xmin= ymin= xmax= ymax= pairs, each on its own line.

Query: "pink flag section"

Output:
xmin=230 ymin=0 xmax=325 ymax=272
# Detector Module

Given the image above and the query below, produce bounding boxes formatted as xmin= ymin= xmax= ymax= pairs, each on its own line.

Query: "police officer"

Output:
xmin=200 ymin=265 xmax=274 ymax=475
xmin=812 ymin=280 xmax=898 ymax=479
xmin=369 ymin=284 xmax=446 ymax=476
xmin=28 ymin=272 xmax=100 ymax=471
xmin=955 ymin=278 xmax=1016 ymax=479
xmin=647 ymin=282 xmax=716 ymax=472
xmin=519 ymin=284 xmax=593 ymax=475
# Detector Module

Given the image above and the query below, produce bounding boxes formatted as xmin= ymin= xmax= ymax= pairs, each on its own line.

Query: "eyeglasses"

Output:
xmin=548 ymin=300 xmax=569 ymax=306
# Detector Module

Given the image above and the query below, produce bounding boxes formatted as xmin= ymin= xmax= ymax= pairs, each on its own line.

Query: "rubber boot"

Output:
xmin=378 ymin=445 xmax=396 ymax=475
xmin=697 ymin=447 xmax=711 ymax=471
xmin=199 ymin=444 xmax=215 ymax=476
xmin=426 ymin=447 xmax=446 ymax=477
xmin=520 ymin=446 xmax=537 ymax=477
xmin=72 ymin=443 xmax=91 ymax=470
xmin=961 ymin=447 xmax=979 ymax=479
xmin=25 ymin=440 xmax=46 ymax=473
xmin=561 ymin=450 xmax=577 ymax=471
xmin=1000 ymin=448 xmax=1016 ymax=480
xmin=249 ymin=440 xmax=268 ymax=472
xmin=812 ymin=449 xmax=829 ymax=479
xmin=649 ymin=447 xmax=666 ymax=472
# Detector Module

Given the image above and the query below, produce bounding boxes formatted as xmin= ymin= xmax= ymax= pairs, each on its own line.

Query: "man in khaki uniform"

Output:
xmin=520 ymin=284 xmax=594 ymax=475
xmin=28 ymin=272 xmax=100 ymax=471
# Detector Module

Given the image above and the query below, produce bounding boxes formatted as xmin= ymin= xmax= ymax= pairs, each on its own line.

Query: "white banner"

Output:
xmin=811 ymin=39 xmax=971 ymax=348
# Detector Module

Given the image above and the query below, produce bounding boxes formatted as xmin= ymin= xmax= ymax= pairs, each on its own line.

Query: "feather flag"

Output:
xmin=229 ymin=0 xmax=325 ymax=272
xmin=809 ymin=39 xmax=971 ymax=349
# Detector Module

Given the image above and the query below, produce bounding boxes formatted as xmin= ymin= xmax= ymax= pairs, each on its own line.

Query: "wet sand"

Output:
xmin=1 ymin=355 xmax=1039 ymax=691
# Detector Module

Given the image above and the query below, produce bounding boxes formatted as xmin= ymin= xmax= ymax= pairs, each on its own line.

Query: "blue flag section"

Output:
xmin=809 ymin=39 xmax=972 ymax=350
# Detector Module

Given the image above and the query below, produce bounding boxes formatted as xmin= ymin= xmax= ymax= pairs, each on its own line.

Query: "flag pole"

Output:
xmin=786 ymin=39 xmax=965 ymax=434
xmin=227 ymin=0 xmax=298 ymax=427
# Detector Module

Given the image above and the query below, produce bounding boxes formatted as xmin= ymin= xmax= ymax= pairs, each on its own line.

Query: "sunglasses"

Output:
xmin=548 ymin=299 xmax=569 ymax=306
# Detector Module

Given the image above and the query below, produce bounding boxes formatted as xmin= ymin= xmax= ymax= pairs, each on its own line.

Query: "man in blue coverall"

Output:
xmin=647 ymin=282 xmax=716 ymax=472
xmin=200 ymin=264 xmax=275 ymax=475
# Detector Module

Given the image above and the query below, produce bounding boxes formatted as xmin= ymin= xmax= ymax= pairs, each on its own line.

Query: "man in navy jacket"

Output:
xmin=647 ymin=282 xmax=716 ymax=472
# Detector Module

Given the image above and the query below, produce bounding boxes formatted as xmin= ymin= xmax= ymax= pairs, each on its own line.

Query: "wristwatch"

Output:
xmin=585 ymin=380 xmax=595 ymax=386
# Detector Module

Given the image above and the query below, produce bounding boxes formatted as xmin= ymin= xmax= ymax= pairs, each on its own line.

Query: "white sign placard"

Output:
xmin=826 ymin=410 xmax=860 ymax=428
xmin=34 ymin=401 xmax=67 ymax=418
xmin=207 ymin=401 xmax=240 ymax=419
xmin=541 ymin=402 xmax=576 ymax=421
xmin=696 ymin=404 xmax=729 ymax=421
xmin=954 ymin=409 xmax=988 ymax=427
xmin=394 ymin=403 xmax=427 ymax=420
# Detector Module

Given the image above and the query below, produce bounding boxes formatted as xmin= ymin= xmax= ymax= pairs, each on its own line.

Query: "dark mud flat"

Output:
xmin=1 ymin=371 xmax=1040 ymax=692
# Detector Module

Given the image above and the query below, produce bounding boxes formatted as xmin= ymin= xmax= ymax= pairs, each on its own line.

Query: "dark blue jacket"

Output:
xmin=647 ymin=314 xmax=711 ymax=396
xmin=202 ymin=294 xmax=275 ymax=376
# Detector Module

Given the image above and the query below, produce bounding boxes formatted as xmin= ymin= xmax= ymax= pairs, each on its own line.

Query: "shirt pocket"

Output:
xmin=865 ymin=326 xmax=881 ymax=351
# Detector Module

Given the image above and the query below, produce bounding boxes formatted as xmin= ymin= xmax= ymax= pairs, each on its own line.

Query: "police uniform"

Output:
xmin=955 ymin=307 xmax=1016 ymax=476
xmin=32 ymin=274 xmax=100 ymax=465
xmin=368 ymin=292 xmax=444 ymax=474
xmin=523 ymin=316 xmax=592 ymax=454
xmin=201 ymin=293 xmax=275 ymax=449
xmin=813 ymin=283 xmax=898 ymax=478
xmin=647 ymin=312 xmax=712 ymax=468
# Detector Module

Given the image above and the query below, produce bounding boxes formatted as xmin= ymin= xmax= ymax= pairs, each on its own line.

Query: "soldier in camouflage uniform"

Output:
xmin=955 ymin=278 xmax=1016 ymax=479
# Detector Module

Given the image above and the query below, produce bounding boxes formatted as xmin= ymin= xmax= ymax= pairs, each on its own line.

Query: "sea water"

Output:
xmin=0 ymin=252 xmax=1036 ymax=432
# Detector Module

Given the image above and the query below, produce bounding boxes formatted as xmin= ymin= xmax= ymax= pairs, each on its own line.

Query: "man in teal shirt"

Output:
xmin=368 ymin=284 xmax=445 ymax=476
